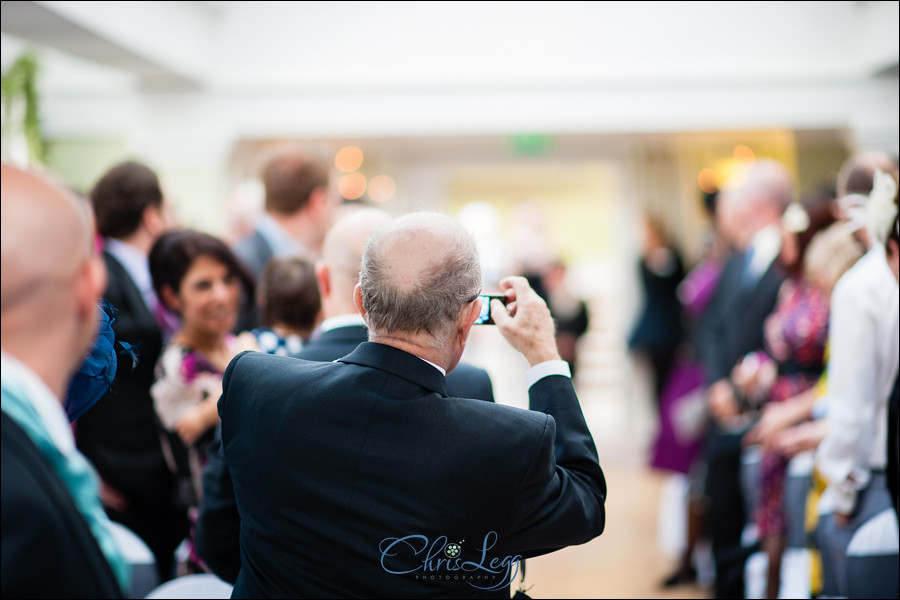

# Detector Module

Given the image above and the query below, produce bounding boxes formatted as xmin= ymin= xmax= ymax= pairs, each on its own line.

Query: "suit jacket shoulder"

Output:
xmin=1 ymin=412 xmax=123 ymax=599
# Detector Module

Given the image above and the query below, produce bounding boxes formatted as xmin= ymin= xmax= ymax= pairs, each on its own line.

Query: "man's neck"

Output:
xmin=368 ymin=333 xmax=451 ymax=374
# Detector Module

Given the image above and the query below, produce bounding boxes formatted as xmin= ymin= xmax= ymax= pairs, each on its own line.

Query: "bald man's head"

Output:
xmin=1 ymin=164 xmax=93 ymax=313
xmin=359 ymin=212 xmax=481 ymax=345
xmin=1 ymin=163 xmax=106 ymax=396
xmin=722 ymin=158 xmax=794 ymax=234
xmin=322 ymin=207 xmax=392 ymax=288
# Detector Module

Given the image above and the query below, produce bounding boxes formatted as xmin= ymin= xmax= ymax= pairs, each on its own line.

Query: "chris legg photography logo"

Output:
xmin=379 ymin=531 xmax=522 ymax=591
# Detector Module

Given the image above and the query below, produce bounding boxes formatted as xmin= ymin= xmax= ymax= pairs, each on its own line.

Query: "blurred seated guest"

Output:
xmin=196 ymin=208 xmax=495 ymax=583
xmin=724 ymin=193 xmax=844 ymax=598
xmin=698 ymin=159 xmax=794 ymax=599
xmin=148 ymin=230 xmax=257 ymax=572
xmin=1 ymin=163 xmax=127 ymax=597
xmin=628 ymin=215 xmax=686 ymax=406
xmin=252 ymin=255 xmax=322 ymax=357
xmin=216 ymin=212 xmax=606 ymax=597
xmin=76 ymin=160 xmax=187 ymax=581
xmin=815 ymin=166 xmax=899 ymax=599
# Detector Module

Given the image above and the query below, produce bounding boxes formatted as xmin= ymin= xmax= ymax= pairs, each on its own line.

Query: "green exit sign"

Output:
xmin=507 ymin=134 xmax=554 ymax=156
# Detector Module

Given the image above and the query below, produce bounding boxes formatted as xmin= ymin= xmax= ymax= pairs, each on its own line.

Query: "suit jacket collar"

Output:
xmin=103 ymin=251 xmax=157 ymax=327
xmin=338 ymin=342 xmax=448 ymax=398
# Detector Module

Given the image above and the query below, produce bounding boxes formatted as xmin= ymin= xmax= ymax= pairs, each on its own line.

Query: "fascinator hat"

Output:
xmin=865 ymin=168 xmax=899 ymax=245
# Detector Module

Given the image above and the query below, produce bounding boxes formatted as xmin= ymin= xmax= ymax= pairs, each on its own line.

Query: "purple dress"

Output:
xmin=650 ymin=259 xmax=721 ymax=474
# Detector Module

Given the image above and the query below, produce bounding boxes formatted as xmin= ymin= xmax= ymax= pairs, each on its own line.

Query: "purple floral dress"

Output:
xmin=151 ymin=336 xmax=234 ymax=571
xmin=756 ymin=278 xmax=829 ymax=538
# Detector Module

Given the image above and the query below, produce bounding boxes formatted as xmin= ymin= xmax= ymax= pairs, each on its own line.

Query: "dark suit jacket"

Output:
xmin=218 ymin=343 xmax=605 ymax=598
xmin=1 ymin=412 xmax=123 ymax=599
xmin=74 ymin=251 xmax=187 ymax=571
xmin=697 ymin=251 xmax=786 ymax=384
xmin=232 ymin=230 xmax=272 ymax=332
xmin=694 ymin=250 xmax=785 ymax=599
xmin=196 ymin=324 xmax=496 ymax=583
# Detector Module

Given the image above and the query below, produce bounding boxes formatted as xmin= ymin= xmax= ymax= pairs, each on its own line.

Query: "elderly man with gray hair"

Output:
xmin=217 ymin=211 xmax=606 ymax=598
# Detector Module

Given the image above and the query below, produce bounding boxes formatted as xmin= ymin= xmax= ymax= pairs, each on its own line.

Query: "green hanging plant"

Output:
xmin=1 ymin=51 xmax=46 ymax=165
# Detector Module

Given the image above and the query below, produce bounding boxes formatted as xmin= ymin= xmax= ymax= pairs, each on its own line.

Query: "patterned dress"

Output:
xmin=151 ymin=336 xmax=235 ymax=570
xmin=756 ymin=278 xmax=830 ymax=538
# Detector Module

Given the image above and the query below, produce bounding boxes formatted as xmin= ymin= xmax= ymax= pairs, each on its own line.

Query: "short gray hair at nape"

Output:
xmin=359 ymin=212 xmax=482 ymax=348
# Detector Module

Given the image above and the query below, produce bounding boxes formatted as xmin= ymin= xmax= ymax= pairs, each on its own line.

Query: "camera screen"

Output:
xmin=474 ymin=294 xmax=505 ymax=325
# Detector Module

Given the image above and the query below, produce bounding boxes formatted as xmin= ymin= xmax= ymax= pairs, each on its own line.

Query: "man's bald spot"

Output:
xmin=1 ymin=164 xmax=92 ymax=312
xmin=323 ymin=207 xmax=392 ymax=283
xmin=741 ymin=158 xmax=793 ymax=212
xmin=374 ymin=212 xmax=472 ymax=292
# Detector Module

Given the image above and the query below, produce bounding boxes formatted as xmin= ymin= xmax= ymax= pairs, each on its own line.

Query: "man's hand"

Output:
xmin=98 ymin=479 xmax=129 ymax=512
xmin=744 ymin=400 xmax=806 ymax=451
xmin=774 ymin=419 xmax=827 ymax=458
xmin=708 ymin=379 xmax=739 ymax=422
xmin=491 ymin=276 xmax=561 ymax=366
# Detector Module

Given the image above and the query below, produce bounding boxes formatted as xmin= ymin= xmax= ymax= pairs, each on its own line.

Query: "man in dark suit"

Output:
xmin=215 ymin=212 xmax=606 ymax=597
xmin=696 ymin=159 xmax=794 ymax=599
xmin=74 ymin=161 xmax=189 ymax=581
xmin=197 ymin=208 xmax=496 ymax=582
xmin=233 ymin=148 xmax=340 ymax=330
xmin=1 ymin=164 xmax=125 ymax=597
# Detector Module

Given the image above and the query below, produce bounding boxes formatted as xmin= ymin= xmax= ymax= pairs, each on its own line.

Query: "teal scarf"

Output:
xmin=1 ymin=378 xmax=130 ymax=594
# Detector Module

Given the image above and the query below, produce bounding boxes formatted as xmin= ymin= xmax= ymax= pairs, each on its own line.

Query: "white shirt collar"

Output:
xmin=419 ymin=357 xmax=446 ymax=376
xmin=0 ymin=350 xmax=76 ymax=456
xmin=748 ymin=224 xmax=782 ymax=277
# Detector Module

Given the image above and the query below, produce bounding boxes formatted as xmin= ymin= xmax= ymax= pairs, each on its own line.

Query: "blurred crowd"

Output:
xmin=630 ymin=153 xmax=899 ymax=599
xmin=1 ymin=145 xmax=897 ymax=599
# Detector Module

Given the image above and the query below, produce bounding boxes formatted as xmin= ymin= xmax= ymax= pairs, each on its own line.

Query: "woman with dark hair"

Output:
xmin=148 ymin=229 xmax=257 ymax=573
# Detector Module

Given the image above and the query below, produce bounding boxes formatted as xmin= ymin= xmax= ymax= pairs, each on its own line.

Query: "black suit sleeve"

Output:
xmin=195 ymin=352 xmax=254 ymax=583
xmin=195 ymin=425 xmax=241 ymax=584
xmin=695 ymin=254 xmax=739 ymax=383
xmin=506 ymin=374 xmax=606 ymax=557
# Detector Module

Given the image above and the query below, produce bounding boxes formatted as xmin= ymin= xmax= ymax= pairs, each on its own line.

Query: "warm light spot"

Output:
xmin=339 ymin=172 xmax=367 ymax=200
xmin=734 ymin=145 xmax=755 ymax=163
xmin=367 ymin=174 xmax=396 ymax=203
xmin=698 ymin=168 xmax=719 ymax=193
xmin=335 ymin=146 xmax=364 ymax=172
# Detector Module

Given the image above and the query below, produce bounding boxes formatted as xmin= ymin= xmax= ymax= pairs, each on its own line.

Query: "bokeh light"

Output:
xmin=734 ymin=145 xmax=755 ymax=163
xmin=698 ymin=168 xmax=719 ymax=193
xmin=367 ymin=174 xmax=396 ymax=203
xmin=335 ymin=146 xmax=364 ymax=172
xmin=339 ymin=172 xmax=367 ymax=200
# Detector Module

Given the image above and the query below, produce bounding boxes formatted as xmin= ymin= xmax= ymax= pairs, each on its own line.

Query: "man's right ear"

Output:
xmin=315 ymin=261 xmax=330 ymax=298
xmin=353 ymin=283 xmax=366 ymax=319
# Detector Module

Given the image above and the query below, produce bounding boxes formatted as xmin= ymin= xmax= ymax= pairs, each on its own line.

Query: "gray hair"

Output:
xmin=359 ymin=213 xmax=482 ymax=347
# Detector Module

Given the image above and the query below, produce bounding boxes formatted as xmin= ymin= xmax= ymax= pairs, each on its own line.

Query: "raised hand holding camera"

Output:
xmin=489 ymin=276 xmax=561 ymax=367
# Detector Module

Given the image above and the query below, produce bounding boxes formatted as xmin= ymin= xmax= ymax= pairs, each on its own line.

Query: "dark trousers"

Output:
xmin=704 ymin=422 xmax=753 ymax=599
